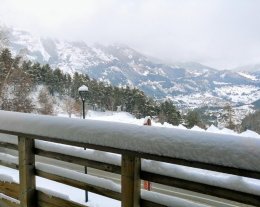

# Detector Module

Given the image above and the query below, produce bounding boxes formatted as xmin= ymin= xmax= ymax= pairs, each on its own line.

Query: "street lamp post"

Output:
xmin=78 ymin=85 xmax=89 ymax=202
xmin=78 ymin=85 xmax=89 ymax=119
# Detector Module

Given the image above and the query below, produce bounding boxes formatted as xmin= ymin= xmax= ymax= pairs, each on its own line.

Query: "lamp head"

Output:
xmin=78 ymin=85 xmax=89 ymax=101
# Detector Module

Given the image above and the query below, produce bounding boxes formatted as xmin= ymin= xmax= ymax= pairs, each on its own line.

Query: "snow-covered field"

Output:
xmin=82 ymin=110 xmax=260 ymax=138
xmin=0 ymin=110 xmax=260 ymax=207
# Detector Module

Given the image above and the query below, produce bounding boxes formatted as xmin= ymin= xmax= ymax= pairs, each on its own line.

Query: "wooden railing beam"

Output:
xmin=141 ymin=171 xmax=260 ymax=206
xmin=35 ymin=148 xmax=121 ymax=174
xmin=0 ymin=141 xmax=18 ymax=150
xmin=36 ymin=169 xmax=121 ymax=201
xmin=18 ymin=136 xmax=36 ymax=207
xmin=121 ymin=154 xmax=141 ymax=207
xmin=0 ymin=125 xmax=259 ymax=207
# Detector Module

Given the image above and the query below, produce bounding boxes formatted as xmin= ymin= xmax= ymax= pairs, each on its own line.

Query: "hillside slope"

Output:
xmin=1 ymin=25 xmax=259 ymax=110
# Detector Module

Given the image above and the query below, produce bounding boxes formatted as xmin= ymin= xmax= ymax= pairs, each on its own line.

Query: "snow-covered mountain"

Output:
xmin=2 ymin=25 xmax=260 ymax=111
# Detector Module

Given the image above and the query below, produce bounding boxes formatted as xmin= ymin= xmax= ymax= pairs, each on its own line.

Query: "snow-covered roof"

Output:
xmin=0 ymin=110 xmax=260 ymax=172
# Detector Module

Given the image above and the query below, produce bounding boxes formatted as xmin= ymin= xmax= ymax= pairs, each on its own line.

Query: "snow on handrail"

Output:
xmin=0 ymin=110 xmax=260 ymax=172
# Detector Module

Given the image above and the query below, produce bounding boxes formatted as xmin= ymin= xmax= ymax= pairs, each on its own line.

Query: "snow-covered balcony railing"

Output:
xmin=0 ymin=110 xmax=260 ymax=207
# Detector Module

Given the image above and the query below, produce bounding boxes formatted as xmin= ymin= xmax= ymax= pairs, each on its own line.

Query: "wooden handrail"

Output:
xmin=141 ymin=171 xmax=260 ymax=205
xmin=1 ymin=137 xmax=260 ymax=206
xmin=35 ymin=148 xmax=121 ymax=174
xmin=0 ymin=110 xmax=260 ymax=173
xmin=0 ymin=111 xmax=260 ymax=206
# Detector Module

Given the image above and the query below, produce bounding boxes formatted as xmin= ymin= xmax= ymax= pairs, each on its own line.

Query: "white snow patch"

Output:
xmin=191 ymin=126 xmax=205 ymax=132
xmin=0 ymin=193 xmax=20 ymax=204
xmin=37 ymin=187 xmax=70 ymax=200
xmin=0 ymin=134 xmax=17 ymax=144
xmin=142 ymin=160 xmax=260 ymax=196
xmin=214 ymin=85 xmax=260 ymax=104
xmin=35 ymin=140 xmax=121 ymax=166
xmin=237 ymin=72 xmax=258 ymax=81
xmin=213 ymin=81 xmax=230 ymax=85
xmin=206 ymin=124 xmax=221 ymax=133
xmin=0 ymin=153 xmax=18 ymax=165
xmin=36 ymin=163 xmax=121 ymax=193
xmin=240 ymin=130 xmax=260 ymax=139
xmin=78 ymin=85 xmax=89 ymax=92
xmin=141 ymin=191 xmax=208 ymax=207
xmin=0 ymin=174 xmax=14 ymax=183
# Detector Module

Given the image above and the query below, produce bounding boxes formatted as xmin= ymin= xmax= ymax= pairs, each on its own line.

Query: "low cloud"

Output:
xmin=1 ymin=0 xmax=260 ymax=69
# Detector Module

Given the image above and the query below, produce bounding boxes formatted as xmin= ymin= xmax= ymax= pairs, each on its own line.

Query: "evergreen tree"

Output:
xmin=224 ymin=104 xmax=236 ymax=130
xmin=24 ymin=62 xmax=41 ymax=84
xmin=185 ymin=110 xmax=201 ymax=128
xmin=158 ymin=100 xmax=181 ymax=125
xmin=41 ymin=64 xmax=52 ymax=84
xmin=241 ymin=110 xmax=260 ymax=133
xmin=52 ymin=68 xmax=65 ymax=95
xmin=71 ymin=72 xmax=85 ymax=99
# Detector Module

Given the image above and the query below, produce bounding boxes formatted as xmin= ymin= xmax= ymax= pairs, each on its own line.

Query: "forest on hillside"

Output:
xmin=0 ymin=48 xmax=259 ymax=131
xmin=0 ymin=48 xmax=183 ymax=125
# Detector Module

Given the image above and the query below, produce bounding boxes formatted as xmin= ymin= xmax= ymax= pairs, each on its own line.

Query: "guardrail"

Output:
xmin=0 ymin=110 xmax=260 ymax=207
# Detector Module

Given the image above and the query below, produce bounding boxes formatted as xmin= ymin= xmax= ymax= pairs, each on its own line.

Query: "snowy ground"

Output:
xmin=0 ymin=110 xmax=260 ymax=207
xmin=66 ymin=110 xmax=260 ymax=139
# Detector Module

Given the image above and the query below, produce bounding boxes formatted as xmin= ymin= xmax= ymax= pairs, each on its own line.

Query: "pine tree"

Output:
xmin=158 ymin=100 xmax=181 ymax=125
xmin=185 ymin=110 xmax=201 ymax=128
xmin=71 ymin=72 xmax=85 ymax=99
xmin=41 ymin=64 xmax=52 ymax=83
xmin=24 ymin=62 xmax=41 ymax=84
xmin=224 ymin=104 xmax=236 ymax=130
xmin=241 ymin=110 xmax=260 ymax=133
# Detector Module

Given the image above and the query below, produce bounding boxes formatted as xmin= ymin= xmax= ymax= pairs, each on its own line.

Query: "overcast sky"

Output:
xmin=1 ymin=0 xmax=260 ymax=69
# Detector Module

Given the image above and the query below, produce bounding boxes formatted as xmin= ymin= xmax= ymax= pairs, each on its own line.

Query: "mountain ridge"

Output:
xmin=1 ymin=25 xmax=259 ymax=111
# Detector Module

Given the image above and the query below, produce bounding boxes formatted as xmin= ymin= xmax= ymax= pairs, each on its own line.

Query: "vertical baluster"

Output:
xmin=121 ymin=154 xmax=141 ymax=207
xmin=18 ymin=136 xmax=36 ymax=207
